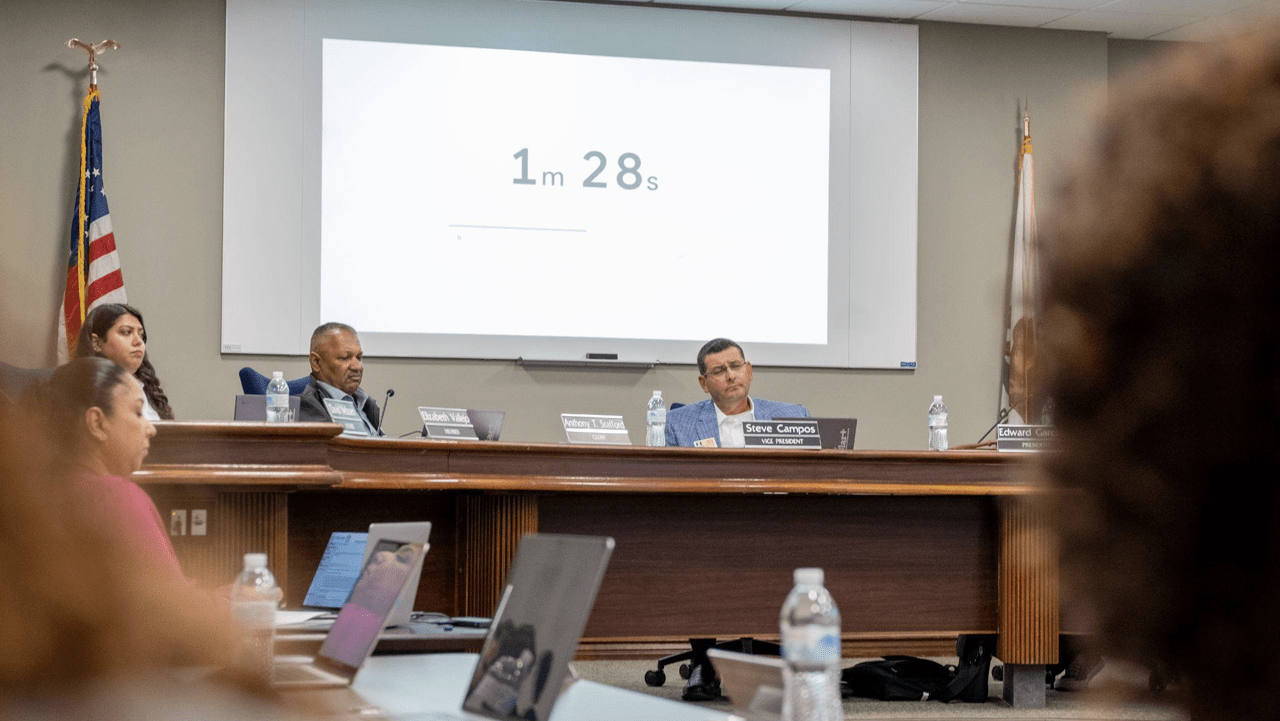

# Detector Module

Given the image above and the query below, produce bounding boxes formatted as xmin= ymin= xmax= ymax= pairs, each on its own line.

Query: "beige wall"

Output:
xmin=2 ymin=0 xmax=1150 ymax=447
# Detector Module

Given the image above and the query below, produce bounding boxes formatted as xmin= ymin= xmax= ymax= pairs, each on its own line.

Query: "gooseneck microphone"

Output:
xmin=379 ymin=389 xmax=395 ymax=436
xmin=977 ymin=407 xmax=1012 ymax=445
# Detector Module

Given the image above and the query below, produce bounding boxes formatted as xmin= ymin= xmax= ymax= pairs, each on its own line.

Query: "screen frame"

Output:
xmin=222 ymin=0 xmax=919 ymax=369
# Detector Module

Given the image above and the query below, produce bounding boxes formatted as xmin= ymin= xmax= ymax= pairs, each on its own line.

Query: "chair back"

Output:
xmin=238 ymin=367 xmax=311 ymax=395
xmin=0 ymin=362 xmax=55 ymax=404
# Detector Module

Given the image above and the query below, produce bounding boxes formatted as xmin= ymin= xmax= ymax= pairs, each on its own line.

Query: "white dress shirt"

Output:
xmin=714 ymin=397 xmax=756 ymax=448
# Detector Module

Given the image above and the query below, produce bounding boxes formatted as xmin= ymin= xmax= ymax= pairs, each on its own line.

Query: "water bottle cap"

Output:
xmin=243 ymin=553 xmax=268 ymax=570
xmin=653 ymin=390 xmax=662 ymax=396
xmin=272 ymin=371 xmax=284 ymax=378
xmin=933 ymin=395 xmax=943 ymax=401
xmin=794 ymin=567 xmax=823 ymax=585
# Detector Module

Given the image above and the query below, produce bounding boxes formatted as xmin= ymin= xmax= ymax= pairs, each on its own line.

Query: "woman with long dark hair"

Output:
xmin=74 ymin=302 xmax=174 ymax=420
xmin=37 ymin=356 xmax=180 ymax=576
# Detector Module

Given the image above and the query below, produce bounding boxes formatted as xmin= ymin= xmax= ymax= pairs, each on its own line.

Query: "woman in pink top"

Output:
xmin=43 ymin=357 xmax=182 ymax=580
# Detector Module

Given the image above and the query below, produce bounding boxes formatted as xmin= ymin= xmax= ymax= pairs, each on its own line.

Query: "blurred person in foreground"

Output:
xmin=1042 ymin=26 xmax=1280 ymax=721
xmin=36 ymin=357 xmax=184 ymax=581
xmin=0 ymin=361 xmax=294 ymax=718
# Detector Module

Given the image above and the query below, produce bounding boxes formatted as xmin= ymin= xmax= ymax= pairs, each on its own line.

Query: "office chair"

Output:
xmin=642 ymin=400 xmax=783 ymax=701
xmin=0 ymin=361 xmax=54 ymax=404
xmin=238 ymin=367 xmax=311 ymax=395
xmin=644 ymin=638 xmax=782 ymax=700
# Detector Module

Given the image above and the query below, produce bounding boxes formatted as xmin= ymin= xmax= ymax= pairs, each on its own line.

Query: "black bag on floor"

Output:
xmin=841 ymin=634 xmax=996 ymax=703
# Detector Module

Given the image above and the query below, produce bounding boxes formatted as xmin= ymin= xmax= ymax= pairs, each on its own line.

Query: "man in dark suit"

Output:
xmin=297 ymin=322 xmax=382 ymax=435
xmin=665 ymin=338 xmax=808 ymax=448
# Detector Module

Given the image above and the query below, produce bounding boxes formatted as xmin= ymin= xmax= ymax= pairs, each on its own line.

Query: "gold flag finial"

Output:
xmin=66 ymin=38 xmax=121 ymax=88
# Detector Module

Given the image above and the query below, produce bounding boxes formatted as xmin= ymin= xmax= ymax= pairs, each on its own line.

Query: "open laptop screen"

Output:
xmin=303 ymin=531 xmax=370 ymax=610
xmin=462 ymin=534 xmax=614 ymax=721
xmin=314 ymin=540 xmax=421 ymax=677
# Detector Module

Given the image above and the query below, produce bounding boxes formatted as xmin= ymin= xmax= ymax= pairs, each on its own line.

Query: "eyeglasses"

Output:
xmin=703 ymin=361 xmax=748 ymax=380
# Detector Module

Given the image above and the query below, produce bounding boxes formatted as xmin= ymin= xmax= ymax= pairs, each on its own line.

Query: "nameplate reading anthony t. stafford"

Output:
xmin=418 ymin=406 xmax=480 ymax=441
xmin=561 ymin=413 xmax=632 ymax=445
xmin=996 ymin=424 xmax=1057 ymax=452
xmin=322 ymin=397 xmax=369 ymax=437
xmin=743 ymin=420 xmax=822 ymax=450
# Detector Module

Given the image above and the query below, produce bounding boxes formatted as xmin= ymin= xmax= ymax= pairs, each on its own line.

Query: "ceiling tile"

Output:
xmin=951 ymin=0 xmax=1109 ymax=9
xmin=785 ymin=0 xmax=953 ymax=19
xmin=1100 ymin=0 xmax=1258 ymax=14
xmin=1152 ymin=3 xmax=1280 ymax=41
xmin=658 ymin=0 xmax=796 ymax=9
xmin=920 ymin=3 xmax=1078 ymax=25
xmin=1043 ymin=9 xmax=1201 ymax=38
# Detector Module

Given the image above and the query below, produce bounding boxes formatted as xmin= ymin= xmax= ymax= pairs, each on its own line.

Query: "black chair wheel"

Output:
xmin=992 ymin=665 xmax=1003 ymax=682
xmin=645 ymin=669 xmax=666 ymax=687
xmin=679 ymin=663 xmax=692 ymax=680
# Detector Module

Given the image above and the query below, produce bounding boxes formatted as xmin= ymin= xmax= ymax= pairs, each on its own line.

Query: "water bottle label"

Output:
xmin=268 ymin=395 xmax=289 ymax=409
xmin=647 ymin=409 xmax=666 ymax=424
xmin=783 ymin=626 xmax=841 ymax=663
xmin=232 ymin=600 xmax=276 ymax=630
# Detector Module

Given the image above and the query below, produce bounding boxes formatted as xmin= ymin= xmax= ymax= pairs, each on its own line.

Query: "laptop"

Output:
xmin=234 ymin=394 xmax=301 ymax=421
xmin=302 ymin=531 xmax=371 ymax=611
xmin=295 ymin=523 xmax=432 ymax=619
xmin=274 ymin=539 xmax=426 ymax=688
xmin=364 ymin=522 xmax=433 ymax=627
xmin=775 ymin=417 xmax=858 ymax=450
xmin=707 ymin=649 xmax=784 ymax=721
xmin=454 ymin=533 xmax=615 ymax=721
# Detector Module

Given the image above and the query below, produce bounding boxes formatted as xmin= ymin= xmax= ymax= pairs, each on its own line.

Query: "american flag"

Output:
xmin=57 ymin=87 xmax=127 ymax=362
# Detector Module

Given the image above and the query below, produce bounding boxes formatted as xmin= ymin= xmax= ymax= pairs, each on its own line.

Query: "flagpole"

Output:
xmin=66 ymin=38 xmax=120 ymax=89
xmin=56 ymin=39 xmax=124 ymax=361
xmin=66 ymin=40 xmax=120 ymax=342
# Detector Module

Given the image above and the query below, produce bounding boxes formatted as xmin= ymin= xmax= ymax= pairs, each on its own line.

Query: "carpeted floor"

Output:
xmin=570 ymin=658 xmax=1188 ymax=721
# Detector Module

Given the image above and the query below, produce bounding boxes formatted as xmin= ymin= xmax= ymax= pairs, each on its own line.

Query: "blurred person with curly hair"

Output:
xmin=1043 ymin=26 xmax=1280 ymax=721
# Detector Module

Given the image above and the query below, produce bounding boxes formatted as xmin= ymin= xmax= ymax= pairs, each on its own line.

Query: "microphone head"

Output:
xmin=387 ymin=388 xmax=395 ymax=397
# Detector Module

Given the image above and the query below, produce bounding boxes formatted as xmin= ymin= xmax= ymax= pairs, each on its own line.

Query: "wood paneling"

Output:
xmin=456 ymin=494 xmax=538 ymax=616
xmin=285 ymin=491 xmax=459 ymax=613
xmin=998 ymin=496 xmax=1059 ymax=664
xmin=150 ymin=486 xmax=288 ymax=591
xmin=138 ymin=423 xmax=1051 ymax=658
xmin=539 ymin=494 xmax=998 ymax=639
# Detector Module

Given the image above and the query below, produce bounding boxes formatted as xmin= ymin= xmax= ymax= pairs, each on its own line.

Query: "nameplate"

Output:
xmin=561 ymin=414 xmax=631 ymax=445
xmin=743 ymin=420 xmax=822 ymax=450
xmin=418 ymin=406 xmax=479 ymax=441
xmin=323 ymin=398 xmax=369 ymax=436
xmin=996 ymin=424 xmax=1057 ymax=452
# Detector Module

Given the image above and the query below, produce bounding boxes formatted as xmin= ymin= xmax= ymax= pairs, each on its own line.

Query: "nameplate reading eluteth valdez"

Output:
xmin=418 ymin=406 xmax=480 ymax=440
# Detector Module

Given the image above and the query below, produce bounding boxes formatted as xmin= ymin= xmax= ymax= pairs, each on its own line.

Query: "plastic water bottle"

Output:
xmin=781 ymin=568 xmax=842 ymax=721
xmin=266 ymin=371 xmax=292 ymax=423
xmin=646 ymin=390 xmax=666 ymax=447
xmin=928 ymin=395 xmax=948 ymax=451
xmin=231 ymin=553 xmax=278 ymax=679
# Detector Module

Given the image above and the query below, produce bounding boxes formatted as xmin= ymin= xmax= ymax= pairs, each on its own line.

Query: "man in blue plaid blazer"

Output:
xmin=665 ymin=338 xmax=808 ymax=448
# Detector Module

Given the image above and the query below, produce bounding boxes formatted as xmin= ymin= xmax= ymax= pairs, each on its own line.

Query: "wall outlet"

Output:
xmin=191 ymin=509 xmax=208 ymax=536
xmin=169 ymin=509 xmax=187 ymax=536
